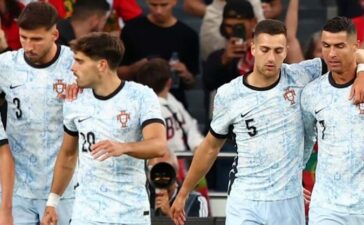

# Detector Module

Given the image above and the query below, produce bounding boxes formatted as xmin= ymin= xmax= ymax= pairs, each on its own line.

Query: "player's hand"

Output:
xmin=303 ymin=187 xmax=312 ymax=205
xmin=0 ymin=207 xmax=13 ymax=225
xmin=91 ymin=140 xmax=126 ymax=161
xmin=155 ymin=189 xmax=171 ymax=216
xmin=349 ymin=71 xmax=364 ymax=104
xmin=41 ymin=206 xmax=58 ymax=225
xmin=170 ymin=193 xmax=187 ymax=225
xmin=0 ymin=27 xmax=9 ymax=52
xmin=57 ymin=83 xmax=83 ymax=101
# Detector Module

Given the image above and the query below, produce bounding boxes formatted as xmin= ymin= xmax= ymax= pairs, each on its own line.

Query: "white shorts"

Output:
xmin=309 ymin=205 xmax=364 ymax=225
xmin=13 ymin=195 xmax=74 ymax=225
xmin=225 ymin=195 xmax=305 ymax=225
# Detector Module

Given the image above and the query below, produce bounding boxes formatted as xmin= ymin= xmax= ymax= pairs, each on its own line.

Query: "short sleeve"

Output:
xmin=209 ymin=89 xmax=232 ymax=139
xmin=140 ymin=87 xmax=164 ymax=129
xmin=63 ymin=101 xmax=78 ymax=136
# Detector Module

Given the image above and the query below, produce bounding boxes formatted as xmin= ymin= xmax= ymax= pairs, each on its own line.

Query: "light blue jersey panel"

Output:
xmin=0 ymin=46 xmax=76 ymax=199
xmin=210 ymin=58 xmax=322 ymax=201
xmin=64 ymin=81 xmax=163 ymax=223
xmin=301 ymin=72 xmax=364 ymax=215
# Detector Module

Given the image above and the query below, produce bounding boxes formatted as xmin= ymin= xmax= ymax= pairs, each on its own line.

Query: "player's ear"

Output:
xmin=97 ymin=59 xmax=108 ymax=72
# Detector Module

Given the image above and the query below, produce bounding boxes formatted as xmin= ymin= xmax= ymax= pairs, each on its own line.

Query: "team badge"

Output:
xmin=117 ymin=110 xmax=130 ymax=128
xmin=53 ymin=79 xmax=66 ymax=94
xmin=283 ymin=88 xmax=296 ymax=105
xmin=358 ymin=103 xmax=364 ymax=114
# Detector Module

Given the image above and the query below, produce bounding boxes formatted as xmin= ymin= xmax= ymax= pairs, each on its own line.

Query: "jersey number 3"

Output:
xmin=13 ymin=98 xmax=22 ymax=119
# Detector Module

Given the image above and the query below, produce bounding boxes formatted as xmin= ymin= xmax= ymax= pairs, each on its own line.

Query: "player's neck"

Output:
xmin=39 ymin=43 xmax=58 ymax=65
xmin=93 ymin=73 xmax=122 ymax=97
xmin=331 ymin=64 xmax=356 ymax=85
xmin=247 ymin=71 xmax=280 ymax=88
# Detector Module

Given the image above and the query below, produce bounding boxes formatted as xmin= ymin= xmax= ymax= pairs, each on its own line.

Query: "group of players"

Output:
xmin=0 ymin=1 xmax=363 ymax=225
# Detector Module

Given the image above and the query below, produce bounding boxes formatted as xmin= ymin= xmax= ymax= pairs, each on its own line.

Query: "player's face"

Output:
xmin=251 ymin=33 xmax=287 ymax=79
xmin=72 ymin=51 xmax=99 ymax=88
xmin=19 ymin=26 xmax=58 ymax=64
xmin=146 ymin=0 xmax=176 ymax=25
xmin=321 ymin=31 xmax=358 ymax=74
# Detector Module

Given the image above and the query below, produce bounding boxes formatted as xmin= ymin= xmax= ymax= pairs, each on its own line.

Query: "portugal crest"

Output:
xmin=117 ymin=110 xmax=130 ymax=128
xmin=284 ymin=88 xmax=296 ymax=105
xmin=53 ymin=79 xmax=66 ymax=94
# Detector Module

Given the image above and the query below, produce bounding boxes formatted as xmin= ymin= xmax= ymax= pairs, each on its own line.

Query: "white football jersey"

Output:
xmin=301 ymin=72 xmax=364 ymax=214
xmin=0 ymin=46 xmax=76 ymax=199
xmin=160 ymin=93 xmax=203 ymax=152
xmin=63 ymin=81 xmax=164 ymax=223
xmin=210 ymin=58 xmax=322 ymax=201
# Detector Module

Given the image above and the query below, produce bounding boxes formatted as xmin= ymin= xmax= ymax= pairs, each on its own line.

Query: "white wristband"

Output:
xmin=357 ymin=64 xmax=364 ymax=73
xmin=46 ymin=193 xmax=61 ymax=208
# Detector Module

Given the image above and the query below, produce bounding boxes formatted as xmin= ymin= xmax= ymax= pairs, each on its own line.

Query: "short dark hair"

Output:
xmin=323 ymin=16 xmax=357 ymax=37
xmin=223 ymin=0 xmax=255 ymax=20
xmin=70 ymin=32 xmax=124 ymax=70
xmin=18 ymin=2 xmax=58 ymax=30
xmin=254 ymin=19 xmax=287 ymax=38
xmin=72 ymin=0 xmax=110 ymax=20
xmin=135 ymin=58 xmax=171 ymax=94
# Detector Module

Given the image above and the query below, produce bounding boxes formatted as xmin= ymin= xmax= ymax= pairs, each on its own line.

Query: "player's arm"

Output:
xmin=50 ymin=132 xmax=78 ymax=196
xmin=42 ymin=132 xmax=78 ymax=225
xmin=350 ymin=50 xmax=364 ymax=103
xmin=0 ymin=142 xmax=15 ymax=225
xmin=91 ymin=121 xmax=167 ymax=160
xmin=171 ymin=132 xmax=225 ymax=225
xmin=300 ymin=87 xmax=317 ymax=167
xmin=285 ymin=0 xmax=304 ymax=63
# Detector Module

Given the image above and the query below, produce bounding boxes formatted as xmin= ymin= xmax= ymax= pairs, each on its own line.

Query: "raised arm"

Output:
xmin=170 ymin=132 xmax=225 ymax=225
xmin=285 ymin=0 xmax=304 ymax=63
xmin=183 ymin=0 xmax=206 ymax=17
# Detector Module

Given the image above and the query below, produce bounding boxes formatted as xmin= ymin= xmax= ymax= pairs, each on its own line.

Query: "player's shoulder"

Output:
xmin=215 ymin=76 xmax=243 ymax=100
xmin=124 ymin=81 xmax=155 ymax=96
xmin=0 ymin=49 xmax=23 ymax=64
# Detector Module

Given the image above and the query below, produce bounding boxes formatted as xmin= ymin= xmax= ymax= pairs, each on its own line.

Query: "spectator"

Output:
xmin=57 ymin=0 xmax=110 ymax=46
xmin=203 ymin=0 xmax=257 ymax=92
xmin=261 ymin=0 xmax=283 ymax=20
xmin=136 ymin=58 xmax=211 ymax=209
xmin=0 ymin=0 xmax=24 ymax=51
xmin=148 ymin=148 xmax=208 ymax=217
xmin=119 ymin=0 xmax=199 ymax=108
xmin=336 ymin=0 xmax=363 ymax=18
xmin=103 ymin=0 xmax=143 ymax=36
xmin=304 ymin=31 xmax=322 ymax=60
xmin=352 ymin=0 xmax=364 ymax=47
xmin=200 ymin=0 xmax=264 ymax=61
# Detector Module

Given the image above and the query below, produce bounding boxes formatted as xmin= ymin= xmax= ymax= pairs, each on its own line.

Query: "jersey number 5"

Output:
xmin=245 ymin=119 xmax=257 ymax=137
